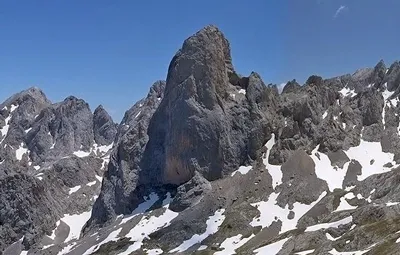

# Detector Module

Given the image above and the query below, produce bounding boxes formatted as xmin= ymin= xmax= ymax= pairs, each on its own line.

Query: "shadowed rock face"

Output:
xmin=143 ymin=25 xmax=237 ymax=185
xmin=87 ymin=25 xmax=279 ymax=228
xmin=86 ymin=80 xmax=167 ymax=227
xmin=93 ymin=105 xmax=117 ymax=145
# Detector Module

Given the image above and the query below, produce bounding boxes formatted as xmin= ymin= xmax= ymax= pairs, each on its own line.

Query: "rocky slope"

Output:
xmin=3 ymin=25 xmax=400 ymax=255
xmin=0 ymin=88 xmax=116 ymax=253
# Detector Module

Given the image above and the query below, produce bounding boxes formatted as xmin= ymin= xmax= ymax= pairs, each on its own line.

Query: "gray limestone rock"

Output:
xmin=0 ymin=88 xmax=115 ymax=251
xmin=282 ymin=79 xmax=301 ymax=94
xmin=169 ymin=171 xmax=212 ymax=212
xmin=343 ymin=159 xmax=362 ymax=188
xmin=88 ymin=25 xmax=277 ymax=228
xmin=86 ymin=80 xmax=167 ymax=229
xmin=385 ymin=61 xmax=400 ymax=91
xmin=327 ymin=150 xmax=350 ymax=169
xmin=277 ymin=150 xmax=328 ymax=207
xmin=93 ymin=105 xmax=117 ymax=145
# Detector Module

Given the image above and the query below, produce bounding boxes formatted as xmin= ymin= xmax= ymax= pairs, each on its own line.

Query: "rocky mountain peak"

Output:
xmin=166 ymin=24 xmax=233 ymax=105
xmin=148 ymin=80 xmax=166 ymax=99
xmin=386 ymin=61 xmax=400 ymax=91
xmin=0 ymin=86 xmax=50 ymax=116
xmin=282 ymin=79 xmax=301 ymax=94
xmin=86 ymin=25 xmax=279 ymax=230
xmin=305 ymin=75 xmax=324 ymax=87
xmin=93 ymin=104 xmax=105 ymax=112
xmin=371 ymin=59 xmax=387 ymax=86
xmin=93 ymin=105 xmax=117 ymax=145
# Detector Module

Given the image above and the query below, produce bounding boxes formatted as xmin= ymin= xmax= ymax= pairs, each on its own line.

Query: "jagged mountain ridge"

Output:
xmin=2 ymin=25 xmax=400 ymax=255
xmin=0 ymin=88 xmax=117 ymax=253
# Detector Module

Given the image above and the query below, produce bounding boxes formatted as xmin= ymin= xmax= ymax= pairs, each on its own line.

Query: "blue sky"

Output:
xmin=1 ymin=0 xmax=399 ymax=121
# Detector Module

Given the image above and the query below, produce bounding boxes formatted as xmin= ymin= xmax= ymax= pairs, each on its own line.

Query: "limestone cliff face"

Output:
xmin=88 ymin=25 xmax=279 ymax=227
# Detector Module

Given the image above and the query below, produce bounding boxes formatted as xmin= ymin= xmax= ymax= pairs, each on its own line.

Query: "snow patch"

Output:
xmin=311 ymin=145 xmax=347 ymax=191
xmin=322 ymin=111 xmax=328 ymax=119
xmin=47 ymin=221 xmax=61 ymax=241
xmin=305 ymin=216 xmax=352 ymax=232
xmin=295 ymin=250 xmax=315 ymax=255
xmin=15 ymin=143 xmax=29 ymax=160
xmin=146 ymin=249 xmax=163 ymax=255
xmin=95 ymin=175 xmax=103 ymax=182
xmin=345 ymin=139 xmax=396 ymax=181
xmin=326 ymin=233 xmax=340 ymax=241
xmin=238 ymin=89 xmax=246 ymax=95
xmin=344 ymin=193 xmax=355 ymax=199
xmin=198 ymin=245 xmax=207 ymax=251
xmin=118 ymin=206 xmax=179 ymax=254
xmin=61 ymin=210 xmax=92 ymax=243
xmin=334 ymin=197 xmax=357 ymax=212
xmin=120 ymin=192 xmax=159 ymax=225
xmin=253 ymin=238 xmax=289 ymax=255
xmin=312 ymin=139 xmax=397 ymax=191
xmin=231 ymin=166 xmax=252 ymax=176
xmin=0 ymin=110 xmax=15 ymax=143
xmin=382 ymin=102 xmax=387 ymax=126
xmin=382 ymin=87 xmax=394 ymax=101
xmin=84 ymin=194 xmax=177 ymax=255
xmin=73 ymin=150 xmax=90 ymax=158
xmin=10 ymin=104 xmax=18 ymax=112
xmin=86 ymin=180 xmax=97 ymax=187
xmin=214 ymin=234 xmax=255 ymax=255
xmin=250 ymin=191 xmax=327 ymax=233
xmin=82 ymin=227 xmax=122 ymax=255
xmin=92 ymin=143 xmax=113 ymax=154
xmin=339 ymin=87 xmax=357 ymax=98
xmin=170 ymin=209 xmax=225 ymax=253
xmin=264 ymin=134 xmax=282 ymax=189
xmin=73 ymin=143 xmax=112 ymax=158
xmin=35 ymin=172 xmax=44 ymax=180
xmin=68 ymin=185 xmax=81 ymax=195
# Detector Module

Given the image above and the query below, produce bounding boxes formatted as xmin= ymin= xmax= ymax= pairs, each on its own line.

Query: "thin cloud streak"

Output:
xmin=334 ymin=5 xmax=348 ymax=18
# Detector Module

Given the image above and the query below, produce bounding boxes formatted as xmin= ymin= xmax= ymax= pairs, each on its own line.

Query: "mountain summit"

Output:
xmin=2 ymin=25 xmax=400 ymax=255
